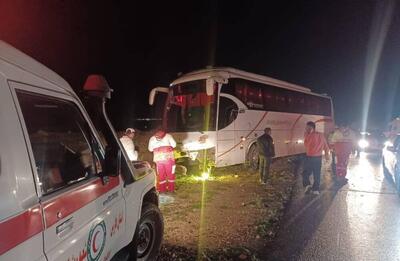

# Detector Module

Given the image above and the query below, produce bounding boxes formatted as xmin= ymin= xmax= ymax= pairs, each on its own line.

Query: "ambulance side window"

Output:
xmin=16 ymin=91 xmax=102 ymax=195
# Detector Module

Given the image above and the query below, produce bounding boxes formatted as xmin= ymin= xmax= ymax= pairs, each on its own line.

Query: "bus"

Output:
xmin=149 ymin=67 xmax=334 ymax=171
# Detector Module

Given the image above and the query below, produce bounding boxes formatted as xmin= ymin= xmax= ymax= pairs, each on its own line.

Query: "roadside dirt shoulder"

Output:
xmin=159 ymin=157 xmax=299 ymax=260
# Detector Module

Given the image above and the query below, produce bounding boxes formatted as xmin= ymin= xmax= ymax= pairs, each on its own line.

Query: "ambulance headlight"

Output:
xmin=358 ymin=139 xmax=369 ymax=149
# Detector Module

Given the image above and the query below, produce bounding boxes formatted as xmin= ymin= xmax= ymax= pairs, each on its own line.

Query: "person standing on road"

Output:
xmin=120 ymin=128 xmax=138 ymax=161
xmin=148 ymin=129 xmax=177 ymax=193
xmin=328 ymin=126 xmax=339 ymax=176
xmin=257 ymin=127 xmax=275 ymax=184
xmin=330 ymin=124 xmax=357 ymax=184
xmin=303 ymin=121 xmax=330 ymax=195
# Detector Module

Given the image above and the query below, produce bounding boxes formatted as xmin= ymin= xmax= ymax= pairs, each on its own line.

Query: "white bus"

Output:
xmin=149 ymin=67 xmax=334 ymax=170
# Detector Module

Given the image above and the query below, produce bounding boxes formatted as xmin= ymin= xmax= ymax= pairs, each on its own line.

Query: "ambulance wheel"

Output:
xmin=247 ymin=144 xmax=259 ymax=171
xmin=131 ymin=203 xmax=163 ymax=261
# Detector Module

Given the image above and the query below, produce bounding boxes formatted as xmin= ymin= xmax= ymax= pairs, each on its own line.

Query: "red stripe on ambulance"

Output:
xmin=43 ymin=176 xmax=120 ymax=228
xmin=0 ymin=205 xmax=43 ymax=255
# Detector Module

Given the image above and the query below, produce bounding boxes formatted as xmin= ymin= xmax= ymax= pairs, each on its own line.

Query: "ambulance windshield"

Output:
xmin=166 ymin=80 xmax=216 ymax=132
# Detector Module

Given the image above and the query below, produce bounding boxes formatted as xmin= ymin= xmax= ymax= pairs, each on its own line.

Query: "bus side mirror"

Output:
xmin=149 ymin=87 xmax=169 ymax=105
xmin=206 ymin=79 xmax=216 ymax=96
xmin=206 ymin=77 xmax=226 ymax=96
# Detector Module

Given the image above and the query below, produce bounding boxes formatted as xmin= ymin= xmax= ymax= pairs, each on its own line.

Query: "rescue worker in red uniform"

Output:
xmin=148 ymin=130 xmax=177 ymax=193
xmin=330 ymin=124 xmax=356 ymax=184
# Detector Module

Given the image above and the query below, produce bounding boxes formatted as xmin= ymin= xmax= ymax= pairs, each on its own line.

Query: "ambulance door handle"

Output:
xmin=56 ymin=217 xmax=74 ymax=238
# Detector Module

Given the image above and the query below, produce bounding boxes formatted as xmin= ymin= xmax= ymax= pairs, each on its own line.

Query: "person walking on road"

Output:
xmin=120 ymin=128 xmax=138 ymax=161
xmin=257 ymin=127 xmax=275 ymax=184
xmin=328 ymin=126 xmax=339 ymax=176
xmin=303 ymin=121 xmax=330 ymax=195
xmin=330 ymin=124 xmax=357 ymax=184
xmin=148 ymin=129 xmax=177 ymax=193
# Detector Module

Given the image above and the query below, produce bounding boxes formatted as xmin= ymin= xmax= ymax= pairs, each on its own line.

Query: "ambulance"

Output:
xmin=0 ymin=41 xmax=163 ymax=260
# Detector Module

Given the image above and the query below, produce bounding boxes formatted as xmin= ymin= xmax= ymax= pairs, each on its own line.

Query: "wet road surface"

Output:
xmin=262 ymin=153 xmax=400 ymax=260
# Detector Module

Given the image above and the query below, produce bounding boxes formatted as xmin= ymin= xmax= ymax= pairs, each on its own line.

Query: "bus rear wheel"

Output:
xmin=247 ymin=144 xmax=259 ymax=171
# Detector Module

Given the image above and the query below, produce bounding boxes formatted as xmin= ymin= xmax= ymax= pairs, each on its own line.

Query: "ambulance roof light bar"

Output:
xmin=83 ymin=74 xmax=113 ymax=99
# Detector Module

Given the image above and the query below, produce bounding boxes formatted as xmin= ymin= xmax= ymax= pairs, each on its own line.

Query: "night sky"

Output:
xmin=1 ymin=0 xmax=399 ymax=130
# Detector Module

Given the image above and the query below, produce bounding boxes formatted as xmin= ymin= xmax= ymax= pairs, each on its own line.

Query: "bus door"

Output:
xmin=216 ymin=94 xmax=239 ymax=167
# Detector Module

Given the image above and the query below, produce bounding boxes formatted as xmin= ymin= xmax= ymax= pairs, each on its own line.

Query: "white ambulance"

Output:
xmin=0 ymin=41 xmax=163 ymax=260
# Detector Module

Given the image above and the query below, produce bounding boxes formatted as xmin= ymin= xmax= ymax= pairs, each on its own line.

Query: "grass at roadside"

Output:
xmin=158 ymin=157 xmax=299 ymax=260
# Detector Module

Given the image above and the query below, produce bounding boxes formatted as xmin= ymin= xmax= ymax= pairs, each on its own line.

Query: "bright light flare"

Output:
xmin=358 ymin=139 xmax=370 ymax=149
xmin=384 ymin=140 xmax=393 ymax=147
xmin=361 ymin=0 xmax=395 ymax=132
xmin=201 ymin=171 xmax=210 ymax=180
xmin=193 ymin=171 xmax=211 ymax=181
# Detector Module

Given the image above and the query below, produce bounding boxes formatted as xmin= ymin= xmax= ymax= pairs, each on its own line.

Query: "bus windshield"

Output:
xmin=165 ymin=80 xmax=216 ymax=132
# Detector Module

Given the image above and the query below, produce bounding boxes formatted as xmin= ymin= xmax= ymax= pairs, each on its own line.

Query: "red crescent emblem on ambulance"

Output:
xmin=92 ymin=231 xmax=100 ymax=253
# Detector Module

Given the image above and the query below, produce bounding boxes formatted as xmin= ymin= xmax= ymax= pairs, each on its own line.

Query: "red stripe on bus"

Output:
xmin=315 ymin=118 xmax=333 ymax=123
xmin=291 ymin=114 xmax=303 ymax=130
xmin=0 ymin=205 xmax=43 ymax=255
xmin=218 ymin=112 xmax=269 ymax=159
xmin=43 ymin=176 xmax=119 ymax=228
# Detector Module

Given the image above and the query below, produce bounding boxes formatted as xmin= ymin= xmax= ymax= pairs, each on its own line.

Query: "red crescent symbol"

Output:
xmin=92 ymin=231 xmax=100 ymax=253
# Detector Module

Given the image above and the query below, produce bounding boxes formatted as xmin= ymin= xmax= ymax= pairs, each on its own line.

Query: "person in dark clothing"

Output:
xmin=257 ymin=127 xmax=275 ymax=184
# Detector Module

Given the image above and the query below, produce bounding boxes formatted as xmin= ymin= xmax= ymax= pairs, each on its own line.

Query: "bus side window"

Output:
xmin=321 ymin=97 xmax=331 ymax=116
xmin=218 ymin=97 xmax=238 ymax=130
xmin=262 ymin=87 xmax=274 ymax=111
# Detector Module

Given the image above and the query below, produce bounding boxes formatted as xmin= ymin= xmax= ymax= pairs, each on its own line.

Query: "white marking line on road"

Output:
xmin=336 ymin=232 xmax=340 ymax=248
xmin=339 ymin=188 xmax=397 ymax=195
xmin=285 ymin=192 xmax=323 ymax=228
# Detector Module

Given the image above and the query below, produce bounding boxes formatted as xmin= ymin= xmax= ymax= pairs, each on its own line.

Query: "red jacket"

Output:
xmin=304 ymin=131 xmax=329 ymax=157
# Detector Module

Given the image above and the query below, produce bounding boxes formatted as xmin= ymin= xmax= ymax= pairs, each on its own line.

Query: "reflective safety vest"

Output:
xmin=153 ymin=146 xmax=175 ymax=162
xmin=148 ymin=133 xmax=176 ymax=162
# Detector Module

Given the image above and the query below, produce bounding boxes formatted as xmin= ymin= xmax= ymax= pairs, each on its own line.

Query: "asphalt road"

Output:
xmin=262 ymin=153 xmax=400 ymax=261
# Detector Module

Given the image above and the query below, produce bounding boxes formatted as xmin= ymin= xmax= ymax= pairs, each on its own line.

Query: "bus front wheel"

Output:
xmin=247 ymin=144 xmax=259 ymax=171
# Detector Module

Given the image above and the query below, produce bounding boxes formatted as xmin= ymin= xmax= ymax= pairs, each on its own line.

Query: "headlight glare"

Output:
xmin=358 ymin=139 xmax=369 ymax=149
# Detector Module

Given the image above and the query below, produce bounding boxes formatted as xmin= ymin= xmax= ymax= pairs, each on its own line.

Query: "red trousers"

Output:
xmin=333 ymin=142 xmax=353 ymax=177
xmin=155 ymin=159 xmax=176 ymax=192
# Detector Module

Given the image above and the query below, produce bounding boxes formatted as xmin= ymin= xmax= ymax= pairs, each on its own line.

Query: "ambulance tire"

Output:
xmin=130 ymin=203 xmax=164 ymax=261
xmin=247 ymin=143 xmax=259 ymax=171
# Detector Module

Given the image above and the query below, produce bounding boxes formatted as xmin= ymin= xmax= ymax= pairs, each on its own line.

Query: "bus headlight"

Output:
xmin=358 ymin=139 xmax=369 ymax=149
